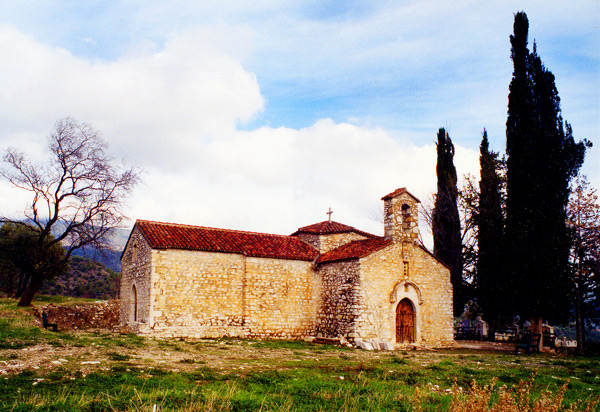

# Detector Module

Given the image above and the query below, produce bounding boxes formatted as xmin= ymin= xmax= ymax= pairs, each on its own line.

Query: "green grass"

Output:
xmin=0 ymin=296 xmax=599 ymax=411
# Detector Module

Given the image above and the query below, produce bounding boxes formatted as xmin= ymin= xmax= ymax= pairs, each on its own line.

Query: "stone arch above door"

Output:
xmin=390 ymin=280 xmax=423 ymax=304
xmin=390 ymin=280 xmax=422 ymax=344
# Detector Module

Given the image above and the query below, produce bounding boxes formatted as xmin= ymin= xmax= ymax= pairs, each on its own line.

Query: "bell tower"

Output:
xmin=382 ymin=187 xmax=420 ymax=243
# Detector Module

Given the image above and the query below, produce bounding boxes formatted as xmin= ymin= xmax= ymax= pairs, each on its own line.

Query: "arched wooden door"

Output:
xmin=396 ymin=298 xmax=415 ymax=343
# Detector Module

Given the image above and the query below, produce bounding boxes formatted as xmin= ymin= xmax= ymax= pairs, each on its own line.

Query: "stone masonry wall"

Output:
xmin=384 ymin=193 xmax=419 ymax=241
xmin=317 ymin=232 xmax=370 ymax=254
xmin=296 ymin=232 xmax=369 ymax=254
xmin=125 ymin=247 xmax=318 ymax=339
xmin=409 ymin=246 xmax=453 ymax=347
xmin=119 ymin=226 xmax=152 ymax=330
xmin=357 ymin=242 xmax=454 ymax=348
xmin=315 ymin=260 xmax=360 ymax=339
xmin=243 ymin=257 xmax=319 ymax=338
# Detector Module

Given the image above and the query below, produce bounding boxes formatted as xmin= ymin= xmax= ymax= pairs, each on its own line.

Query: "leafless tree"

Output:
xmin=1 ymin=118 xmax=140 ymax=306
xmin=567 ymin=175 xmax=600 ymax=354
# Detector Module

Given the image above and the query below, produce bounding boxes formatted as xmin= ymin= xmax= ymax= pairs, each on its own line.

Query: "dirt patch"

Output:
xmin=31 ymin=300 xmax=120 ymax=331
xmin=455 ymin=340 xmax=516 ymax=352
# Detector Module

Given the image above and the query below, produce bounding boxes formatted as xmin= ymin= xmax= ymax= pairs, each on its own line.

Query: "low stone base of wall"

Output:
xmin=128 ymin=323 xmax=316 ymax=340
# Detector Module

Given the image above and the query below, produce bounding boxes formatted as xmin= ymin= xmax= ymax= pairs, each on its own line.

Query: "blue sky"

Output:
xmin=0 ymin=1 xmax=598 ymax=242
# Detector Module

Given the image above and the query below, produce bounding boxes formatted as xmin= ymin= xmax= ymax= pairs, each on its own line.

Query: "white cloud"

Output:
xmin=3 ymin=0 xmax=593 ymax=244
xmin=129 ymin=119 xmax=479 ymax=241
xmin=0 ymin=25 xmax=264 ymax=169
xmin=0 ymin=23 xmax=480 ymax=244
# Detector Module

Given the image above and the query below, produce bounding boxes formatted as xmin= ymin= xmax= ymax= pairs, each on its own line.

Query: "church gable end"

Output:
xmin=120 ymin=224 xmax=153 ymax=330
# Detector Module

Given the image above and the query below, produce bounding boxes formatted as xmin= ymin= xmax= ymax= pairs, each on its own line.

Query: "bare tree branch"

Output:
xmin=1 ymin=117 xmax=140 ymax=306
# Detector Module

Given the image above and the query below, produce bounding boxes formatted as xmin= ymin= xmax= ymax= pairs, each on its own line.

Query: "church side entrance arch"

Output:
xmin=396 ymin=298 xmax=415 ymax=343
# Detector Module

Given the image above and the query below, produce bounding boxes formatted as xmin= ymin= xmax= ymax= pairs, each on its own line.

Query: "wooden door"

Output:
xmin=396 ymin=298 xmax=415 ymax=343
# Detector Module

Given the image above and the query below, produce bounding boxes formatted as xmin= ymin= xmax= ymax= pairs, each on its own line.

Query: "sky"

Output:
xmin=0 ymin=0 xmax=598 ymax=245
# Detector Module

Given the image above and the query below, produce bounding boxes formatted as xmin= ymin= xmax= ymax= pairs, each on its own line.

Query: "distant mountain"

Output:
xmin=70 ymin=247 xmax=122 ymax=273
xmin=64 ymin=226 xmax=131 ymax=272
xmin=40 ymin=255 xmax=120 ymax=300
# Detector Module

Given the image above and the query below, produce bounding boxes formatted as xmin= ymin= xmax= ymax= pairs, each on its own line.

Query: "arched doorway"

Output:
xmin=396 ymin=298 xmax=415 ymax=343
xmin=129 ymin=284 xmax=137 ymax=323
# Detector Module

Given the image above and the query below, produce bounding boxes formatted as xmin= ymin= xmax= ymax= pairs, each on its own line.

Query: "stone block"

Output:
xmin=356 ymin=341 xmax=373 ymax=350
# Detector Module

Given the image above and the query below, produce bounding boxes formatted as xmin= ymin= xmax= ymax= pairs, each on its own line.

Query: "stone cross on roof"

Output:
xmin=327 ymin=207 xmax=333 ymax=222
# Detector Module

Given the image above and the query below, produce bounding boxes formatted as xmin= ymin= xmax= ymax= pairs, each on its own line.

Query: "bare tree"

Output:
xmin=567 ymin=175 xmax=600 ymax=354
xmin=1 ymin=118 xmax=140 ymax=306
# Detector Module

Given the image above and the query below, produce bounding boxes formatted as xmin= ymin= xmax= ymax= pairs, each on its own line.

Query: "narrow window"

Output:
xmin=130 ymin=284 xmax=138 ymax=323
xmin=403 ymin=261 xmax=409 ymax=278
xmin=133 ymin=243 xmax=138 ymax=262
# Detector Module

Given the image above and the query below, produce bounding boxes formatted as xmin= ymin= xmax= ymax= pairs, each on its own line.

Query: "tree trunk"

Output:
xmin=14 ymin=270 xmax=28 ymax=299
xmin=530 ymin=316 xmax=544 ymax=352
xmin=17 ymin=275 xmax=43 ymax=307
xmin=575 ymin=280 xmax=585 ymax=354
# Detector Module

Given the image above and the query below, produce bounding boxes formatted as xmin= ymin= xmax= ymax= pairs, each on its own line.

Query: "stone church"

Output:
xmin=120 ymin=188 xmax=454 ymax=348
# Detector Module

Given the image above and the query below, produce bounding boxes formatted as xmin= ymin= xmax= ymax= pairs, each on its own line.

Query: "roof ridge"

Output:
xmin=293 ymin=220 xmax=376 ymax=237
xmin=136 ymin=219 xmax=293 ymax=239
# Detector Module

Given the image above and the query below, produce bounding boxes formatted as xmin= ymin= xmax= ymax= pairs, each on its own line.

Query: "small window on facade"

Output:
xmin=133 ymin=243 xmax=138 ymax=261
xmin=403 ymin=261 xmax=409 ymax=278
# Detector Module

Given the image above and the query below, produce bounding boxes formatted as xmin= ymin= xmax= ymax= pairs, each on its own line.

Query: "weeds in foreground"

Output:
xmin=445 ymin=375 xmax=598 ymax=412
xmin=4 ymin=373 xmax=597 ymax=412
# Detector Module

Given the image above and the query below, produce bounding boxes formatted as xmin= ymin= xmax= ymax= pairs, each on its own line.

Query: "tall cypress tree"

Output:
xmin=477 ymin=129 xmax=505 ymax=335
xmin=432 ymin=128 xmax=464 ymax=316
xmin=504 ymin=12 xmax=587 ymax=340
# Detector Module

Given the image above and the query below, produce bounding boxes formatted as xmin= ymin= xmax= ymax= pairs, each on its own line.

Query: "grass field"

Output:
xmin=0 ymin=296 xmax=598 ymax=411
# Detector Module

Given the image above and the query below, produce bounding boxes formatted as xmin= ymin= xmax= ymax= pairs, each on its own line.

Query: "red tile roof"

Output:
xmin=292 ymin=221 xmax=375 ymax=238
xmin=135 ymin=220 xmax=319 ymax=261
xmin=317 ymin=237 xmax=392 ymax=264
xmin=381 ymin=187 xmax=421 ymax=202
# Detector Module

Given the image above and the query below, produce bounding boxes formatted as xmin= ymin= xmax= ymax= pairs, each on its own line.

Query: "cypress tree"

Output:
xmin=504 ymin=12 xmax=587 ymax=342
xmin=432 ymin=128 xmax=464 ymax=316
xmin=476 ymin=129 xmax=505 ymax=336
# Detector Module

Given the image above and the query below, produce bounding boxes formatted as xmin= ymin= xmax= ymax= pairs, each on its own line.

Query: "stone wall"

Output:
xmin=357 ymin=241 xmax=454 ymax=348
xmin=408 ymin=246 xmax=454 ymax=347
xmin=384 ymin=192 xmax=420 ymax=242
xmin=122 ymin=241 xmax=319 ymax=339
xmin=119 ymin=226 xmax=153 ymax=330
xmin=34 ymin=300 xmax=120 ymax=331
xmin=296 ymin=232 xmax=369 ymax=254
xmin=315 ymin=260 xmax=360 ymax=339
xmin=242 ymin=257 xmax=319 ymax=338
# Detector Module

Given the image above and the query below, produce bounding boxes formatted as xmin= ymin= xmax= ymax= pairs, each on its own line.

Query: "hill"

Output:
xmin=40 ymin=255 xmax=120 ymax=300
xmin=70 ymin=247 xmax=122 ymax=272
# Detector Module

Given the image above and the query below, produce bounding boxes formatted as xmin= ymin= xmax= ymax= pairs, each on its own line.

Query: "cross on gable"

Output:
xmin=327 ymin=207 xmax=333 ymax=222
